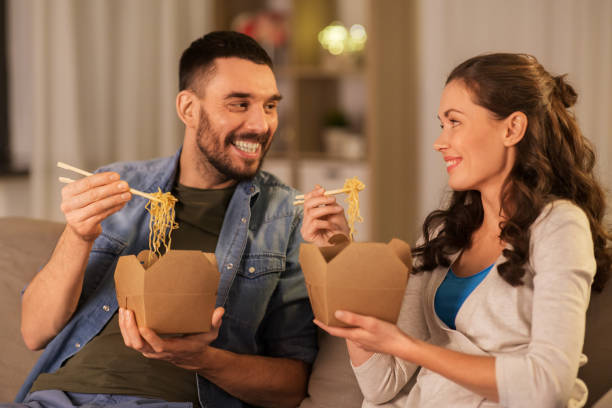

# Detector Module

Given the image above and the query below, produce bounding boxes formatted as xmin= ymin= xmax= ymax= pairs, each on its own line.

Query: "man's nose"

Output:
xmin=244 ymin=106 xmax=270 ymax=134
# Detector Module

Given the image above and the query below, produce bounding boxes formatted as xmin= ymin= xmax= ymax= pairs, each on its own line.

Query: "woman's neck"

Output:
xmin=478 ymin=189 xmax=505 ymax=240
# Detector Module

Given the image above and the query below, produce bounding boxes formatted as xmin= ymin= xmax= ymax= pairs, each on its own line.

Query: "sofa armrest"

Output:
xmin=0 ymin=217 xmax=64 ymax=401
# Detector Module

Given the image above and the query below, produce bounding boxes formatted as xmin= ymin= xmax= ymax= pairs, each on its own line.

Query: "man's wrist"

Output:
xmin=65 ymin=224 xmax=100 ymax=245
xmin=195 ymin=345 xmax=219 ymax=375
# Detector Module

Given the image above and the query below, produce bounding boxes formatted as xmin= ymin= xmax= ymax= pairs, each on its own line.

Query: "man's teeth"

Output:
xmin=234 ymin=141 xmax=260 ymax=153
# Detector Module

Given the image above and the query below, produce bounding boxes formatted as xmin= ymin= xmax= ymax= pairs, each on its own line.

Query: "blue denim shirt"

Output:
xmin=17 ymin=149 xmax=317 ymax=407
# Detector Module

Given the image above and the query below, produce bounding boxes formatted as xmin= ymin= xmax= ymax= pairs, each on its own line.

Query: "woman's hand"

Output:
xmin=300 ymin=185 xmax=350 ymax=247
xmin=317 ymin=310 xmax=499 ymax=401
xmin=314 ymin=310 xmax=413 ymax=361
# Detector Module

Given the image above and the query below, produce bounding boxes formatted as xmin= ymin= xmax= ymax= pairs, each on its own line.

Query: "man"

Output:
xmin=12 ymin=31 xmax=317 ymax=408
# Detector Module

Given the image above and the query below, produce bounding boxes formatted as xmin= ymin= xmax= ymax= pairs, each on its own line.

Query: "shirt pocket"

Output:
xmin=237 ymin=254 xmax=285 ymax=279
xmin=222 ymin=254 xmax=286 ymax=331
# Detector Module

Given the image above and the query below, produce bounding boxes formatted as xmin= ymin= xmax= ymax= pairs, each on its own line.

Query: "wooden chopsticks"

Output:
xmin=57 ymin=162 xmax=161 ymax=202
xmin=293 ymin=188 xmax=351 ymax=206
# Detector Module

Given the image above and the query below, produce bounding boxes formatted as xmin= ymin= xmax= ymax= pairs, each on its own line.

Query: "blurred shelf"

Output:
xmin=295 ymin=151 xmax=367 ymax=163
xmin=216 ymin=0 xmax=370 ymax=190
xmin=277 ymin=65 xmax=365 ymax=80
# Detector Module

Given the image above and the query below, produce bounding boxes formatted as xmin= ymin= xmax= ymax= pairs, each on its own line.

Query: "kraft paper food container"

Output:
xmin=299 ymin=236 xmax=412 ymax=327
xmin=114 ymin=249 xmax=220 ymax=334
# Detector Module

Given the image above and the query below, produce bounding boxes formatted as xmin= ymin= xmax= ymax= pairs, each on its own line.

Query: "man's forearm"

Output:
xmin=21 ymin=225 xmax=92 ymax=350
xmin=196 ymin=346 xmax=309 ymax=408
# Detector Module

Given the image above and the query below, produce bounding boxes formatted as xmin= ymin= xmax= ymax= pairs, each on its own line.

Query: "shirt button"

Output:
xmin=75 ymin=343 xmax=81 ymax=348
xmin=102 ymin=305 xmax=110 ymax=312
xmin=241 ymin=217 xmax=247 ymax=224
xmin=248 ymin=267 xmax=256 ymax=274
xmin=226 ymin=263 xmax=233 ymax=270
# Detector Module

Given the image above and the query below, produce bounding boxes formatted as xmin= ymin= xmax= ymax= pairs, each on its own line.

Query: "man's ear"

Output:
xmin=176 ymin=90 xmax=200 ymax=129
xmin=503 ymin=111 xmax=527 ymax=147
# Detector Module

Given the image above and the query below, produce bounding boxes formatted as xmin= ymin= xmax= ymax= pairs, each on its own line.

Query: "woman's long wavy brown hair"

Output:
xmin=413 ymin=53 xmax=611 ymax=291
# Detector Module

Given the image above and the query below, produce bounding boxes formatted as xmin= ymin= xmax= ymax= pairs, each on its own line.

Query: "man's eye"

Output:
xmin=265 ymin=103 xmax=278 ymax=111
xmin=450 ymin=119 xmax=460 ymax=126
xmin=230 ymin=102 xmax=248 ymax=110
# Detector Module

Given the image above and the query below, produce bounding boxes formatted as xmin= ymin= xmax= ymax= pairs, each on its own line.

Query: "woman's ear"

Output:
xmin=176 ymin=90 xmax=200 ymax=129
xmin=504 ymin=111 xmax=527 ymax=147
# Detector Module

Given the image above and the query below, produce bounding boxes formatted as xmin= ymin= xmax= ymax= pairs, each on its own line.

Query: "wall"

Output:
xmin=2 ymin=0 xmax=213 ymax=220
xmin=416 ymin=0 xmax=612 ymax=225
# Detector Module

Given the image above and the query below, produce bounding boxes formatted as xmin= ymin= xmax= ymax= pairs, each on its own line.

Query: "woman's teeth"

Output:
xmin=446 ymin=159 xmax=459 ymax=168
xmin=234 ymin=141 xmax=260 ymax=153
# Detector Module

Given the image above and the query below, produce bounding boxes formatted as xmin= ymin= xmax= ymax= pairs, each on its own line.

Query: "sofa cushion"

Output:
xmin=0 ymin=217 xmax=64 ymax=401
xmin=579 ymin=284 xmax=612 ymax=407
xmin=298 ymin=329 xmax=363 ymax=408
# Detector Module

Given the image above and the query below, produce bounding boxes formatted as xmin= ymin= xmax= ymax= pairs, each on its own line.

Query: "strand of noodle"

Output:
xmin=343 ymin=177 xmax=365 ymax=241
xmin=145 ymin=188 xmax=178 ymax=263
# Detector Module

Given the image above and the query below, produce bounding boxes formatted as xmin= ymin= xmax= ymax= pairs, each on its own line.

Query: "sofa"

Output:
xmin=0 ymin=217 xmax=363 ymax=407
xmin=1 ymin=216 xmax=610 ymax=407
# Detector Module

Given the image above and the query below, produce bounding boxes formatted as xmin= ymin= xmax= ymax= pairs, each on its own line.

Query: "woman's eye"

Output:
xmin=450 ymin=119 xmax=460 ymax=126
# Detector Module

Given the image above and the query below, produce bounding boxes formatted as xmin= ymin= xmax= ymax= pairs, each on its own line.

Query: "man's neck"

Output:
xmin=178 ymin=145 xmax=238 ymax=189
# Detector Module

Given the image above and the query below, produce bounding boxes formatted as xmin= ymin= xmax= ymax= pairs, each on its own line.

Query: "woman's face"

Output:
xmin=434 ymin=80 xmax=516 ymax=196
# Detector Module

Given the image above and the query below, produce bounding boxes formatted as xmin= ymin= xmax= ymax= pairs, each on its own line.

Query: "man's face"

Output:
xmin=194 ymin=58 xmax=280 ymax=181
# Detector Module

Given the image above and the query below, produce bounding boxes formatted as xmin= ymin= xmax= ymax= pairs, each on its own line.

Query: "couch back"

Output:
xmin=0 ymin=217 xmax=64 ymax=401
xmin=580 ymin=283 xmax=612 ymax=407
xmin=2 ymin=215 xmax=607 ymax=406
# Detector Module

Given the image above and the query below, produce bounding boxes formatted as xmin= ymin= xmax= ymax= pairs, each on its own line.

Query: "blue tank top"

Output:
xmin=434 ymin=263 xmax=494 ymax=330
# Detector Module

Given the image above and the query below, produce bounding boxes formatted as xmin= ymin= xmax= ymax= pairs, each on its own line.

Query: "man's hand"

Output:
xmin=61 ymin=172 xmax=132 ymax=242
xmin=118 ymin=307 xmax=225 ymax=370
xmin=300 ymin=185 xmax=350 ymax=247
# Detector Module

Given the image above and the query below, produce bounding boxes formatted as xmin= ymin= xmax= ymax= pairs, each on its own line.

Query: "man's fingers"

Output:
xmin=117 ymin=308 xmax=131 ymax=347
xmin=119 ymin=308 xmax=153 ymax=352
xmin=61 ymin=172 xmax=121 ymax=199
xmin=211 ymin=307 xmax=224 ymax=329
xmin=62 ymin=180 xmax=130 ymax=214
xmin=138 ymin=327 xmax=166 ymax=353
xmin=65 ymin=193 xmax=131 ymax=225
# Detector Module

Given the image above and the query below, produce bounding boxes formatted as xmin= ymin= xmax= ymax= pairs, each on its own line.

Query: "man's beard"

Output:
xmin=195 ymin=108 xmax=271 ymax=182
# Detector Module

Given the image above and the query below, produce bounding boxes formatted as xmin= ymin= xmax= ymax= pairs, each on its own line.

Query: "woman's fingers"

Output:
xmin=300 ymin=185 xmax=351 ymax=245
xmin=306 ymin=202 xmax=344 ymax=219
xmin=303 ymin=195 xmax=338 ymax=213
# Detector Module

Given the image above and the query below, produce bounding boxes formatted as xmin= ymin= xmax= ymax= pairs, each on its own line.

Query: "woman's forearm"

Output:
xmin=397 ymin=336 xmax=499 ymax=402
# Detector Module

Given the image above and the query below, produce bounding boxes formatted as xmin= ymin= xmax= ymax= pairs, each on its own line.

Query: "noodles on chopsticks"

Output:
xmin=145 ymin=188 xmax=179 ymax=263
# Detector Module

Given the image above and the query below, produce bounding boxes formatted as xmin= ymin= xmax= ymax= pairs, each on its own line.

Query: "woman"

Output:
xmin=300 ymin=53 xmax=611 ymax=407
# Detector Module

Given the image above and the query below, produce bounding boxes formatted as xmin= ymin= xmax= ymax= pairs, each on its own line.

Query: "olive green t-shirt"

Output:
xmin=30 ymin=183 xmax=236 ymax=404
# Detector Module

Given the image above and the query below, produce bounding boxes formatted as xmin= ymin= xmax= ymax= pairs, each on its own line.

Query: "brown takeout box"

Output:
xmin=299 ymin=236 xmax=412 ymax=327
xmin=114 ymin=250 xmax=220 ymax=334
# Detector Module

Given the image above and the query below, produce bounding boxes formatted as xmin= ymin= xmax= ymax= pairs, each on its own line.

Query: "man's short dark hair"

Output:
xmin=179 ymin=31 xmax=273 ymax=93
